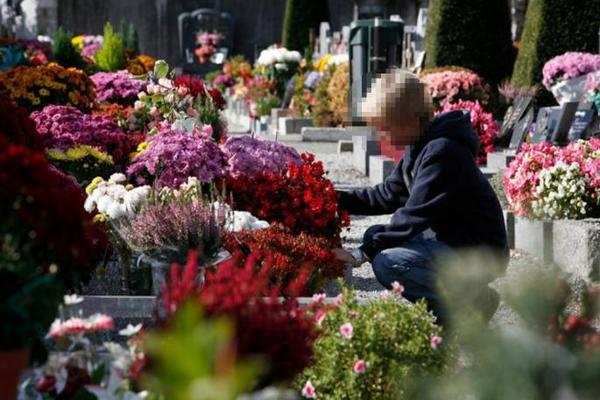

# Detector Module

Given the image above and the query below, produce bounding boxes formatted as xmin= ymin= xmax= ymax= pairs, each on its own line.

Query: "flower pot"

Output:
xmin=137 ymin=254 xmax=172 ymax=296
xmin=550 ymin=74 xmax=589 ymax=106
xmin=514 ymin=217 xmax=553 ymax=263
xmin=0 ymin=348 xmax=30 ymax=399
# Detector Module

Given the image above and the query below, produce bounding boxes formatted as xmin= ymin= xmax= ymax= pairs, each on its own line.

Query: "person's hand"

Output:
xmin=332 ymin=248 xmax=356 ymax=266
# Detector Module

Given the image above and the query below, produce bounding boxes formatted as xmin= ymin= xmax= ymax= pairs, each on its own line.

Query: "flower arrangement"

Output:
xmin=0 ymin=94 xmax=42 ymax=149
xmin=498 ymin=81 xmax=539 ymax=105
xmin=585 ymin=72 xmax=600 ymax=111
xmin=222 ymin=135 xmax=302 ymax=178
xmin=0 ymin=38 xmax=51 ymax=69
xmin=421 ymin=69 xmax=491 ymax=109
xmin=127 ymin=129 xmax=228 ymax=188
xmin=160 ymin=250 xmax=318 ymax=385
xmin=31 ymin=105 xmax=138 ymax=166
xmin=72 ymin=34 xmax=104 ymax=59
xmin=90 ymin=70 xmax=147 ymax=104
xmin=255 ymin=46 xmax=302 ymax=97
xmin=212 ymin=73 xmax=236 ymax=91
xmin=84 ymin=173 xmax=151 ymax=220
xmin=223 ymin=224 xmax=345 ymax=293
xmin=20 ymin=299 xmax=146 ymax=399
xmin=438 ymin=100 xmax=499 ymax=165
xmin=195 ymin=32 xmax=222 ymax=63
xmin=0 ymin=63 xmax=96 ymax=111
xmin=117 ymin=198 xmax=228 ymax=264
xmin=226 ymin=153 xmax=349 ymax=245
xmin=46 ymin=145 xmax=115 ymax=183
xmin=222 ymin=55 xmax=253 ymax=81
xmin=126 ymin=54 xmax=156 ymax=75
xmin=326 ymin=62 xmax=350 ymax=126
xmin=542 ymin=52 xmax=600 ymax=90
xmin=0 ymin=138 xmax=105 ymax=351
xmin=503 ymin=139 xmax=600 ymax=220
xmin=244 ymin=76 xmax=278 ymax=116
xmin=129 ymin=62 xmax=226 ymax=141
xmin=296 ymin=286 xmax=449 ymax=399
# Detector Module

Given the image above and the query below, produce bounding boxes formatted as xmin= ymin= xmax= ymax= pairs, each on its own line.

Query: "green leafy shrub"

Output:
xmin=95 ymin=22 xmax=126 ymax=72
xmin=281 ymin=0 xmax=330 ymax=52
xmin=511 ymin=0 xmax=600 ymax=104
xmin=119 ymin=19 xmax=140 ymax=54
xmin=52 ymin=26 xmax=86 ymax=69
xmin=311 ymin=63 xmax=349 ymax=127
xmin=254 ymin=95 xmax=280 ymax=117
xmin=297 ymin=285 xmax=451 ymax=399
xmin=424 ymin=0 xmax=515 ymax=87
xmin=311 ymin=65 xmax=336 ymax=127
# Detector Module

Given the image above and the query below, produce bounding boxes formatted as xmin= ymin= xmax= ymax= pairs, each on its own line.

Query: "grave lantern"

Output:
xmin=348 ymin=17 xmax=403 ymax=123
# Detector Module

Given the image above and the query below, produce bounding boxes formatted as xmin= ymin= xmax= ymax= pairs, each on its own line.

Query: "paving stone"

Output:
xmin=301 ymin=126 xmax=373 ymax=142
xmin=280 ymin=117 xmax=313 ymax=135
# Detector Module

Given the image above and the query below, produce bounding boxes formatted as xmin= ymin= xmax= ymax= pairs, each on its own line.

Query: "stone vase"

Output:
xmin=514 ymin=217 xmax=553 ymax=263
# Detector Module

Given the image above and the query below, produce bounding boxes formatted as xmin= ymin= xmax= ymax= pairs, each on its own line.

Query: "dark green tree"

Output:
xmin=52 ymin=27 xmax=86 ymax=69
xmin=424 ymin=0 xmax=516 ymax=87
xmin=281 ymin=0 xmax=330 ymax=52
xmin=511 ymin=0 xmax=600 ymax=101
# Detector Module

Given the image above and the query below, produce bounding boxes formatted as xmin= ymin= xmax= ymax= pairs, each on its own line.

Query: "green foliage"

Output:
xmin=95 ymin=22 xmax=126 ymax=72
xmin=52 ymin=27 xmax=86 ymax=69
xmin=311 ymin=65 xmax=335 ymax=127
xmin=254 ymin=95 xmax=280 ymax=117
xmin=119 ymin=19 xmax=140 ymax=54
xmin=489 ymin=171 xmax=508 ymax=209
xmin=511 ymin=0 xmax=600 ymax=104
xmin=424 ymin=0 xmax=515 ymax=87
xmin=141 ymin=303 xmax=263 ymax=400
xmin=410 ymin=251 xmax=600 ymax=400
xmin=282 ymin=0 xmax=330 ymax=52
xmin=205 ymin=70 xmax=220 ymax=84
xmin=297 ymin=284 xmax=450 ymax=399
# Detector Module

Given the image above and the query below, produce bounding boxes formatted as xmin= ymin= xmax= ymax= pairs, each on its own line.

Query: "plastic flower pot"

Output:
xmin=0 ymin=347 xmax=29 ymax=399
xmin=551 ymin=74 xmax=590 ymax=106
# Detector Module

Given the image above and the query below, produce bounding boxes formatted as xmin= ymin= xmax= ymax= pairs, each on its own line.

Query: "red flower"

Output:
xmin=208 ymin=88 xmax=225 ymax=110
xmin=158 ymin=250 xmax=318 ymax=386
xmin=226 ymin=153 xmax=349 ymax=246
xmin=174 ymin=74 xmax=207 ymax=98
xmin=0 ymin=93 xmax=42 ymax=150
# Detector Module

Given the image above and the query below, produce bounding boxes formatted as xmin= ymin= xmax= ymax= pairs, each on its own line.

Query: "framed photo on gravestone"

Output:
xmin=509 ymin=108 xmax=535 ymax=152
xmin=568 ymin=106 xmax=597 ymax=141
xmin=531 ymin=106 xmax=559 ymax=143
xmin=498 ymin=96 xmax=533 ymax=147
xmin=550 ymin=102 xmax=579 ymax=145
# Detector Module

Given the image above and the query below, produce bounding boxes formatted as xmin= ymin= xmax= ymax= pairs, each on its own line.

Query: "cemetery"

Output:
xmin=0 ymin=0 xmax=599 ymax=398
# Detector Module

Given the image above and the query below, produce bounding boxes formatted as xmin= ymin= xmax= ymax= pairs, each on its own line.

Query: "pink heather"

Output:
xmin=391 ymin=281 xmax=405 ymax=295
xmin=430 ymin=335 xmax=443 ymax=349
xmin=542 ymin=52 xmax=600 ymax=89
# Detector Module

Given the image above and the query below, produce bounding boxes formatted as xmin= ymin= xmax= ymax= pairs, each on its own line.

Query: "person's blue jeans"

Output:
xmin=371 ymin=236 xmax=451 ymax=322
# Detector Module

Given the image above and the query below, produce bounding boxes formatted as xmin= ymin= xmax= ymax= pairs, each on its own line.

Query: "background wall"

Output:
xmin=57 ymin=0 xmax=422 ymax=64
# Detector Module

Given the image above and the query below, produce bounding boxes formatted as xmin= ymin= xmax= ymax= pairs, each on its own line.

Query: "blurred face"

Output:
xmin=360 ymin=71 xmax=434 ymax=146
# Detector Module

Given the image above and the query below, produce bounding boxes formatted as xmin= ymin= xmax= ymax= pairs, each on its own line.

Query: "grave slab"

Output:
xmin=369 ymin=155 xmax=395 ymax=185
xmin=337 ymin=140 xmax=354 ymax=153
xmin=503 ymin=211 xmax=515 ymax=249
xmin=280 ymin=117 xmax=313 ymax=135
xmin=487 ymin=150 xmax=516 ymax=170
xmin=353 ymin=135 xmax=381 ymax=175
xmin=553 ymin=219 xmax=600 ymax=282
xmin=514 ymin=217 xmax=553 ymax=264
xmin=301 ymin=126 xmax=373 ymax=142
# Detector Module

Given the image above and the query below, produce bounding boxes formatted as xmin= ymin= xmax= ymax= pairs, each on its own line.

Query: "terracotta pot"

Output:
xmin=0 ymin=347 xmax=30 ymax=399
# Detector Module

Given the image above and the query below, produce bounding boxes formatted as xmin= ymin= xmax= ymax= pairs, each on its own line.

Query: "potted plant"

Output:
xmin=542 ymin=52 xmax=600 ymax=105
xmin=0 ymin=138 xmax=105 ymax=398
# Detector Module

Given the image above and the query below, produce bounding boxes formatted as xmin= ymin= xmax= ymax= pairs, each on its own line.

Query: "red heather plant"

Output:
xmin=226 ymin=153 xmax=349 ymax=246
xmin=223 ymin=225 xmax=346 ymax=293
xmin=158 ymin=250 xmax=318 ymax=385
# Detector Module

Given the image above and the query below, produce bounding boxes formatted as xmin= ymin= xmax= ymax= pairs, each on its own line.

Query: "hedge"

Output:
xmin=511 ymin=0 xmax=600 ymax=94
xmin=424 ymin=0 xmax=515 ymax=87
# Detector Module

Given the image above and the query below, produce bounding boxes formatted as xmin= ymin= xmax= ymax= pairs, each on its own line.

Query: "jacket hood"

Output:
xmin=422 ymin=110 xmax=480 ymax=157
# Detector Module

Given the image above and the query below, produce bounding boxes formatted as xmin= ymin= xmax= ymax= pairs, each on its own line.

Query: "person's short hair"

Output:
xmin=359 ymin=68 xmax=434 ymax=128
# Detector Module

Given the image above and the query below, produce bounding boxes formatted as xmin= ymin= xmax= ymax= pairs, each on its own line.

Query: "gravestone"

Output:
xmin=550 ymin=101 xmax=579 ymax=145
xmin=568 ymin=102 xmax=598 ymax=141
xmin=416 ymin=8 xmax=428 ymax=37
xmin=177 ymin=8 xmax=234 ymax=72
xmin=498 ymin=96 xmax=533 ymax=147
xmin=531 ymin=107 xmax=558 ymax=143
xmin=508 ymin=107 xmax=535 ymax=152
xmin=318 ymin=22 xmax=331 ymax=57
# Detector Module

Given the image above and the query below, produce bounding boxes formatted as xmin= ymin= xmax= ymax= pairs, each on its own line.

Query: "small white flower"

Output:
xmin=63 ymin=294 xmax=84 ymax=306
xmin=119 ymin=323 xmax=143 ymax=337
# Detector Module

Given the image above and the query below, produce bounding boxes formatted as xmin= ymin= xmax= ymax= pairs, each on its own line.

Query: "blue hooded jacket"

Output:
xmin=339 ymin=111 xmax=508 ymax=260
